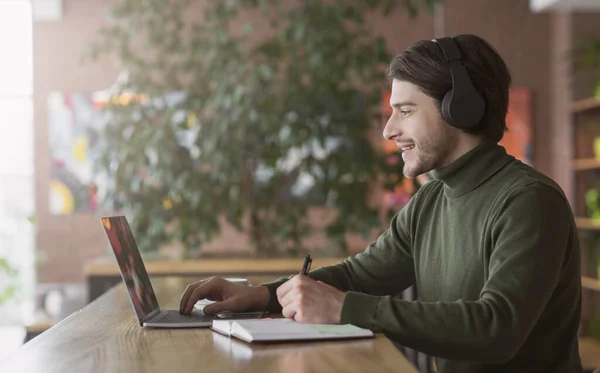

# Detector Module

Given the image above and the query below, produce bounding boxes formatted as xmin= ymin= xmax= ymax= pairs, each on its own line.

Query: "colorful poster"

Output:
xmin=47 ymin=91 xmax=109 ymax=215
xmin=46 ymin=90 xmax=221 ymax=215
xmin=501 ymin=87 xmax=533 ymax=165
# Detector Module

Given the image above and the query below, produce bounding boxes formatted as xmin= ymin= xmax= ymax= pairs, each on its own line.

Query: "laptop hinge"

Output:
xmin=143 ymin=308 xmax=161 ymax=323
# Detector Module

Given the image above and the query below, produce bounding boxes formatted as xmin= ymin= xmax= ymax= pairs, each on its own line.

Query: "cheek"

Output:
xmin=413 ymin=113 xmax=445 ymax=144
xmin=405 ymin=116 xmax=426 ymax=144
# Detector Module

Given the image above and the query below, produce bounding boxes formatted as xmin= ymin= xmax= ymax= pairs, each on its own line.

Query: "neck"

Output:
xmin=438 ymin=134 xmax=485 ymax=169
xmin=431 ymin=137 xmax=510 ymax=199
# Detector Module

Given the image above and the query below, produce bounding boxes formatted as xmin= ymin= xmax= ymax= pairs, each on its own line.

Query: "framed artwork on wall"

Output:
xmin=47 ymin=91 xmax=108 ymax=215
xmin=501 ymin=87 xmax=533 ymax=166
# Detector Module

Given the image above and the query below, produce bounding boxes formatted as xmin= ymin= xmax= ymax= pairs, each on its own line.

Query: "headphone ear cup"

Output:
xmin=440 ymin=88 xmax=485 ymax=129
xmin=440 ymin=90 xmax=454 ymax=126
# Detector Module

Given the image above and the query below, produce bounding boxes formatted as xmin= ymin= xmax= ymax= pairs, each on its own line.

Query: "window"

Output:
xmin=0 ymin=0 xmax=35 ymax=326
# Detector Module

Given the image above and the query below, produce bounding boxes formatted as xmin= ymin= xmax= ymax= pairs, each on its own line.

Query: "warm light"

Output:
xmin=0 ymin=1 xmax=33 ymax=97
xmin=162 ymin=198 xmax=173 ymax=210
xmin=110 ymin=93 xmax=149 ymax=106
xmin=102 ymin=218 xmax=112 ymax=230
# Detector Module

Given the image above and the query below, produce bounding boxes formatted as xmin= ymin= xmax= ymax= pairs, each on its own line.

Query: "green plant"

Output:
xmin=586 ymin=189 xmax=600 ymax=222
xmin=585 ymin=189 xmax=600 ymax=277
xmin=0 ymin=257 xmax=19 ymax=305
xmin=87 ymin=0 xmax=435 ymax=258
xmin=575 ymin=35 xmax=600 ymax=98
xmin=0 ymin=215 xmax=41 ymax=310
xmin=581 ymin=225 xmax=600 ymax=339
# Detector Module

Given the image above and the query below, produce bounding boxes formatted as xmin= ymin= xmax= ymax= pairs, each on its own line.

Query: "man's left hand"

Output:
xmin=276 ymin=275 xmax=346 ymax=324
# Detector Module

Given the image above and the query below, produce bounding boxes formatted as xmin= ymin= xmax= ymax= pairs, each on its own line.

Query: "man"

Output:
xmin=179 ymin=34 xmax=582 ymax=372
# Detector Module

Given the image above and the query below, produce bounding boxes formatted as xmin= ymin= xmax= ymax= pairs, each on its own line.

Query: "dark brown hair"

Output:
xmin=387 ymin=34 xmax=512 ymax=142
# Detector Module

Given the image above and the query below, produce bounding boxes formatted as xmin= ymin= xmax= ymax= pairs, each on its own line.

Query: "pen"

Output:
xmin=300 ymin=254 xmax=312 ymax=275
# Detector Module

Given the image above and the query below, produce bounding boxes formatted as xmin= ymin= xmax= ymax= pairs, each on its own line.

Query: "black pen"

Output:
xmin=300 ymin=254 xmax=312 ymax=275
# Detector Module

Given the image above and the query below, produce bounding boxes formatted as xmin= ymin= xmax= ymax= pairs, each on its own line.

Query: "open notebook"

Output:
xmin=211 ymin=318 xmax=374 ymax=343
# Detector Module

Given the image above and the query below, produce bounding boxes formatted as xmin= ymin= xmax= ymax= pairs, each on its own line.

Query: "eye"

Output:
xmin=400 ymin=110 xmax=410 ymax=116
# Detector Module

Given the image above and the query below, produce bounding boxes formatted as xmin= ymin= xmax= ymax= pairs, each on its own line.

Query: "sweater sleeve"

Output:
xmin=260 ymin=197 xmax=417 ymax=313
xmin=339 ymin=183 xmax=574 ymax=364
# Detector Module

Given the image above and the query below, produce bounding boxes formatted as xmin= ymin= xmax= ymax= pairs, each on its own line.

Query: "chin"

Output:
xmin=403 ymin=162 xmax=431 ymax=179
xmin=403 ymin=166 xmax=419 ymax=179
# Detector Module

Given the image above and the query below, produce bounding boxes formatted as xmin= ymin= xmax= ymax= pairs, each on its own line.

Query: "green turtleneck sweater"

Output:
xmin=262 ymin=140 xmax=582 ymax=373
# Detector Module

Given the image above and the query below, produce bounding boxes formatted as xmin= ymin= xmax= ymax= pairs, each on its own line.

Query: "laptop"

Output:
xmin=101 ymin=215 xmax=235 ymax=328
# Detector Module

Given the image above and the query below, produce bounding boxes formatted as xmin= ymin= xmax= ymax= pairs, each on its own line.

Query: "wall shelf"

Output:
xmin=572 ymin=158 xmax=600 ymax=171
xmin=579 ymin=336 xmax=600 ymax=372
xmin=582 ymin=276 xmax=600 ymax=292
xmin=575 ymin=217 xmax=600 ymax=230
xmin=572 ymin=97 xmax=600 ymax=113
xmin=573 ymin=97 xmax=600 ymax=369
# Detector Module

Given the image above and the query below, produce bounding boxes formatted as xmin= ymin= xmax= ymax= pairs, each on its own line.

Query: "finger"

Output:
xmin=183 ymin=279 xmax=220 ymax=314
xmin=179 ymin=279 xmax=207 ymax=313
xmin=278 ymin=287 xmax=295 ymax=309
xmin=279 ymin=275 xmax=313 ymax=304
xmin=276 ymin=275 xmax=296 ymax=301
xmin=203 ymin=298 xmax=239 ymax=314
xmin=277 ymin=274 xmax=311 ymax=304
xmin=279 ymin=282 xmax=305 ymax=309
xmin=281 ymin=300 xmax=297 ymax=320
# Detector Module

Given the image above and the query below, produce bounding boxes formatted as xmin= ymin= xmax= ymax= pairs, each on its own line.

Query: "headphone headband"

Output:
xmin=434 ymin=37 xmax=462 ymax=62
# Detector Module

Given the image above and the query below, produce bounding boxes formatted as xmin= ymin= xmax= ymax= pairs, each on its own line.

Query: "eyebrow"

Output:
xmin=390 ymin=101 xmax=417 ymax=108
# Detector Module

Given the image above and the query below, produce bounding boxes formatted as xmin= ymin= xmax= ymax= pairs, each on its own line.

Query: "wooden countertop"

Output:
xmin=2 ymin=277 xmax=418 ymax=373
xmin=84 ymin=257 xmax=347 ymax=276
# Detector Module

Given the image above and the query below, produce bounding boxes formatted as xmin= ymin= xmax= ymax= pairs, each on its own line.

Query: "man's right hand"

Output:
xmin=178 ymin=276 xmax=271 ymax=315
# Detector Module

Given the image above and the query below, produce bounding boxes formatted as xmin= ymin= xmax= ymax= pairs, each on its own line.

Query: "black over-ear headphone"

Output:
xmin=433 ymin=37 xmax=485 ymax=130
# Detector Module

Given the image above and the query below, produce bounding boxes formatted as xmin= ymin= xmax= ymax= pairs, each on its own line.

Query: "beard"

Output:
xmin=402 ymin=125 xmax=457 ymax=178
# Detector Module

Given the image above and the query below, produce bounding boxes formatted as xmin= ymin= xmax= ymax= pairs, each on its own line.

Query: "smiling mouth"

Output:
xmin=396 ymin=144 xmax=415 ymax=152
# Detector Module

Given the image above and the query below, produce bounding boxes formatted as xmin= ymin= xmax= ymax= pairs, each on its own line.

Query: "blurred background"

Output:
xmin=1 ymin=0 xmax=600 ymax=369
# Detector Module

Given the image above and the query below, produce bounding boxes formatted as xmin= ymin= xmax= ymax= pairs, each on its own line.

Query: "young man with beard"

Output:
xmin=179 ymin=34 xmax=583 ymax=373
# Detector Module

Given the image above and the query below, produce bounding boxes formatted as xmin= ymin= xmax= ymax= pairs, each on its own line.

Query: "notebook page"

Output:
xmin=236 ymin=319 xmax=316 ymax=335
xmin=211 ymin=320 xmax=236 ymax=336
xmin=229 ymin=319 xmax=373 ymax=342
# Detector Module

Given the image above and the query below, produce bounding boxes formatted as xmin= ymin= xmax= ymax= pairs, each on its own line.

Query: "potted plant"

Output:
xmin=86 ymin=0 xmax=436 ymax=259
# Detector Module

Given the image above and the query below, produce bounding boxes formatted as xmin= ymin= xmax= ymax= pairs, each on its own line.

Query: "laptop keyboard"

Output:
xmin=150 ymin=310 xmax=215 ymax=324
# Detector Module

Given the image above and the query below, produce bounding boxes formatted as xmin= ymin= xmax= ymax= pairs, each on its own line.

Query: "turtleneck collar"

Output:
xmin=431 ymin=139 xmax=513 ymax=198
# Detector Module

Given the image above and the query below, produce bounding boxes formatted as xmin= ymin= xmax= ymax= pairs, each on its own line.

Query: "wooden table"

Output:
xmin=1 ymin=277 xmax=418 ymax=373
xmin=85 ymin=257 xmax=346 ymax=303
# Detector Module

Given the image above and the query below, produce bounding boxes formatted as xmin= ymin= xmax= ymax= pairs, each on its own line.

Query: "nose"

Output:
xmin=383 ymin=114 xmax=400 ymax=141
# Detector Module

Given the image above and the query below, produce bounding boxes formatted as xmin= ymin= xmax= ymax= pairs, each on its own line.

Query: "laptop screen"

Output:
xmin=101 ymin=216 xmax=159 ymax=324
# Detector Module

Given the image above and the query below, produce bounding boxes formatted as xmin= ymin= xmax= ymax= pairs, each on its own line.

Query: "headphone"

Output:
xmin=432 ymin=37 xmax=485 ymax=130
